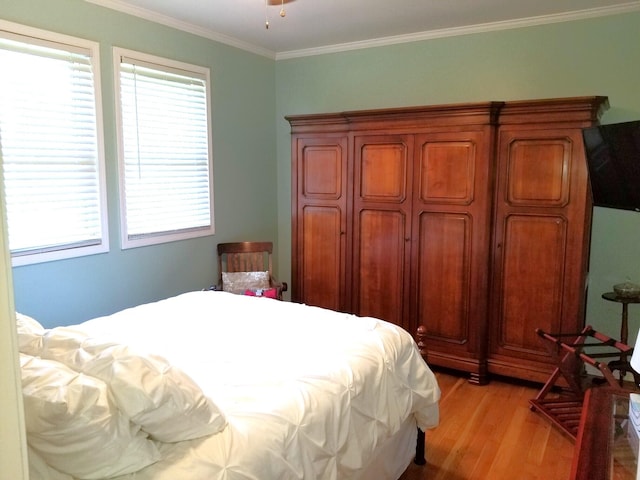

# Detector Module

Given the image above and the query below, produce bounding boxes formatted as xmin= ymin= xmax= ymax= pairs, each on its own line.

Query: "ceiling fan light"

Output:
xmin=265 ymin=0 xmax=290 ymax=29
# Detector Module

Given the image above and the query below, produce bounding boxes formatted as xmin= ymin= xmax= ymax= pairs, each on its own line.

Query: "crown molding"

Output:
xmin=84 ymin=0 xmax=277 ymax=59
xmin=276 ymin=2 xmax=640 ymax=60
xmin=85 ymin=1 xmax=640 ymax=61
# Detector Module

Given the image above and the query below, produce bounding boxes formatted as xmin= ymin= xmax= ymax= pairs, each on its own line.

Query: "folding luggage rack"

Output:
xmin=529 ymin=325 xmax=637 ymax=439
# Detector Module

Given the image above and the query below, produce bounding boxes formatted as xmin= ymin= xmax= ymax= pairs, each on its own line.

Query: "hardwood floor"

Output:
xmin=400 ymin=369 xmax=575 ymax=480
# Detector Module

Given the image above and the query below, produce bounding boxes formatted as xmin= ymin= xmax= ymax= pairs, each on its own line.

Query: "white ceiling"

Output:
xmin=87 ymin=0 xmax=640 ymax=59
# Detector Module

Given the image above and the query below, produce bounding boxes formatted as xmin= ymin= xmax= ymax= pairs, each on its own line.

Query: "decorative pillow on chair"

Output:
xmin=222 ymin=271 xmax=270 ymax=294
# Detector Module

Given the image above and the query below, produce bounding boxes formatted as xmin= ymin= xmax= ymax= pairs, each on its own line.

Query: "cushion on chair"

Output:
xmin=221 ymin=271 xmax=270 ymax=294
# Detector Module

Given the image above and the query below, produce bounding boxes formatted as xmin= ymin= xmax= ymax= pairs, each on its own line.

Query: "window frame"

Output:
xmin=113 ymin=47 xmax=215 ymax=250
xmin=0 ymin=20 xmax=109 ymax=267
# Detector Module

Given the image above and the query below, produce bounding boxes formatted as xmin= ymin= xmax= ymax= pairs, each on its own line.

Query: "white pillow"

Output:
xmin=16 ymin=312 xmax=45 ymax=333
xmin=222 ymin=270 xmax=270 ymax=293
xmin=21 ymin=353 xmax=160 ymax=479
xmin=40 ymin=326 xmax=227 ymax=442
xmin=16 ymin=312 xmax=45 ymax=355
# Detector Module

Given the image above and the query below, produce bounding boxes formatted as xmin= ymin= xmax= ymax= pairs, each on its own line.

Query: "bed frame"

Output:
xmin=414 ymin=325 xmax=429 ymax=465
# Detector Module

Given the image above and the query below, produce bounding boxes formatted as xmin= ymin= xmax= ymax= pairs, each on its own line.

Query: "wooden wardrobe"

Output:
xmin=287 ymin=96 xmax=608 ymax=384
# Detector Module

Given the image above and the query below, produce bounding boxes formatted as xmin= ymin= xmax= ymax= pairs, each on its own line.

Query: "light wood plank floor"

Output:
xmin=400 ymin=369 xmax=575 ymax=480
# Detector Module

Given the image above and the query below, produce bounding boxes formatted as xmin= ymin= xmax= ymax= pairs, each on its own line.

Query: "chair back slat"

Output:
xmin=226 ymin=252 xmax=267 ymax=272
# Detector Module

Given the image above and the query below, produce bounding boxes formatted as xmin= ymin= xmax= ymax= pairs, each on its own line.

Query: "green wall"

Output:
xmin=1 ymin=0 xmax=278 ymax=326
xmin=274 ymin=12 xmax=640 ymax=344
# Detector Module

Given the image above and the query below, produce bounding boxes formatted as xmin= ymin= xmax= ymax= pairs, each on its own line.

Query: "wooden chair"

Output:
xmin=216 ymin=242 xmax=287 ymax=300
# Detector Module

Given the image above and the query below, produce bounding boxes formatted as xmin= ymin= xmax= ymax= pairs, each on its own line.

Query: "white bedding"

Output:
xmin=20 ymin=291 xmax=440 ymax=480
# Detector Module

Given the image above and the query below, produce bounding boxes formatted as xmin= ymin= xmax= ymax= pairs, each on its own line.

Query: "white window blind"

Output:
xmin=0 ymin=26 xmax=108 ymax=266
xmin=116 ymin=49 xmax=213 ymax=248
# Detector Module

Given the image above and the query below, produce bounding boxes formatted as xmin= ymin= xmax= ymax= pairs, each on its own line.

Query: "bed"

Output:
xmin=16 ymin=290 xmax=440 ymax=480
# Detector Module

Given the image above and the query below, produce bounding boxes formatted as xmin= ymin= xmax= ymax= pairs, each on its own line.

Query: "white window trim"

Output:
xmin=113 ymin=47 xmax=215 ymax=250
xmin=0 ymin=20 xmax=109 ymax=267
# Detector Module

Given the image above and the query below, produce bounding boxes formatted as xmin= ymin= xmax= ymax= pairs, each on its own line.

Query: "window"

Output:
xmin=0 ymin=21 xmax=108 ymax=266
xmin=114 ymin=48 xmax=214 ymax=249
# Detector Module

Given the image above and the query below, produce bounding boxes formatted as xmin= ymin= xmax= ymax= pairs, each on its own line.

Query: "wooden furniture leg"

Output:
xmin=414 ymin=428 xmax=426 ymax=465
xmin=413 ymin=326 xmax=428 ymax=466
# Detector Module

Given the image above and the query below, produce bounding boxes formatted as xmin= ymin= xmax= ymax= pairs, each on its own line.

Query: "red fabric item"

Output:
xmin=244 ymin=288 xmax=277 ymax=299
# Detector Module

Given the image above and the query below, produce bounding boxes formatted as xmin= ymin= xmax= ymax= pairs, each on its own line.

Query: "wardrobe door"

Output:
xmin=291 ymin=136 xmax=349 ymax=311
xmin=352 ymin=134 xmax=413 ymax=331
xmin=411 ymin=130 xmax=493 ymax=383
xmin=488 ymin=126 xmax=592 ymax=382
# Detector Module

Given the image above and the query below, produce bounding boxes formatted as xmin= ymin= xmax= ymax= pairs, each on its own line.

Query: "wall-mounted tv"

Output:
xmin=582 ymin=120 xmax=640 ymax=213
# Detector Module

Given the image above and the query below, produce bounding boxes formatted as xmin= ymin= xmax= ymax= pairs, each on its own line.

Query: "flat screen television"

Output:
xmin=582 ymin=120 xmax=640 ymax=212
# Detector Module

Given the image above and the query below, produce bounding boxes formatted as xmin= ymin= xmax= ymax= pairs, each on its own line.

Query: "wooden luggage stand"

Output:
xmin=529 ymin=325 xmax=634 ymax=439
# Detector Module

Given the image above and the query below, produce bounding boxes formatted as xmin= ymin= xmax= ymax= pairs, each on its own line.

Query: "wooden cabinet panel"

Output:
xmin=505 ymin=139 xmax=570 ymax=206
xmin=356 ymin=209 xmax=408 ymax=327
xmin=300 ymin=206 xmax=344 ymax=311
xmin=416 ymin=212 xmax=470 ymax=342
xmin=301 ymin=145 xmax=343 ymax=199
xmin=496 ymin=215 xmax=566 ymax=354
xmin=359 ymin=143 xmax=408 ymax=201
xmin=490 ymin=214 xmax=574 ymax=381
xmin=419 ymin=141 xmax=476 ymax=204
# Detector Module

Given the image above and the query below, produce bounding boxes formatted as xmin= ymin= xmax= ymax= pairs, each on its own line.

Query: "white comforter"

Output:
xmin=31 ymin=291 xmax=440 ymax=480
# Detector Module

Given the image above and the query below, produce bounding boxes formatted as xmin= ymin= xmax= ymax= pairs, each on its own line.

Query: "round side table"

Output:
xmin=601 ymin=291 xmax=640 ymax=385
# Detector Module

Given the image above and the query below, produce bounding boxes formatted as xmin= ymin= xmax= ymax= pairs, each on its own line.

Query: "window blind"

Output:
xmin=0 ymin=33 xmax=106 ymax=262
xmin=118 ymin=55 xmax=212 ymax=243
